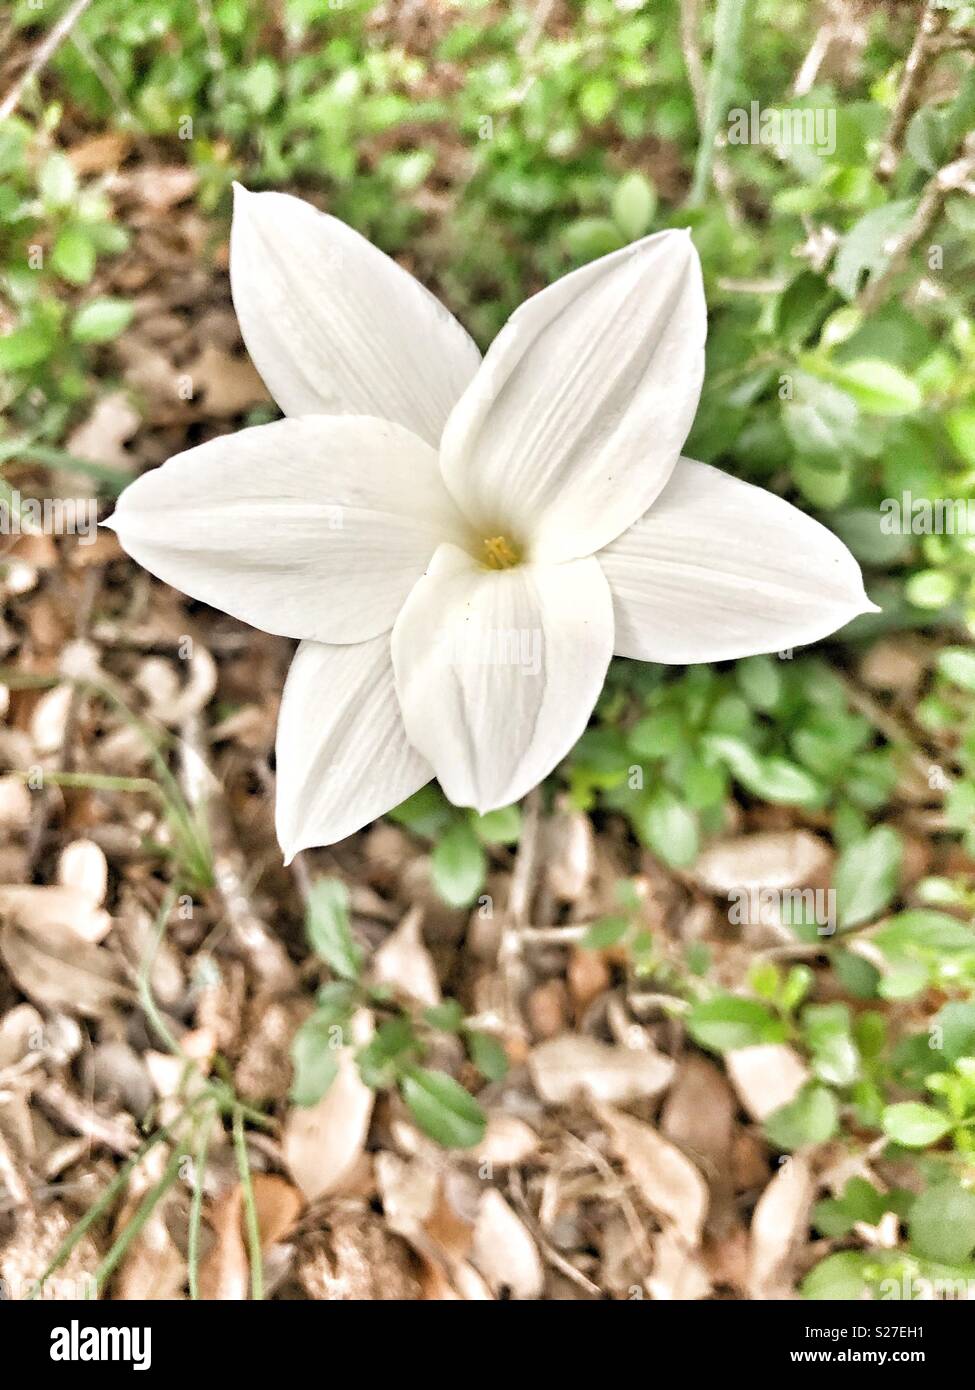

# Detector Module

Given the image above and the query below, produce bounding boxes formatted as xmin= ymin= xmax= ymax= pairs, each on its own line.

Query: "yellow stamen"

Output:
xmin=482 ymin=535 xmax=521 ymax=570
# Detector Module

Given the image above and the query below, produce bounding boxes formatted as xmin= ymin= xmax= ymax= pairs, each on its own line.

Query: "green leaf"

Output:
xmin=0 ymin=325 xmax=52 ymax=371
xmin=686 ymin=995 xmax=786 ymax=1052
xmin=874 ymin=911 xmax=975 ymax=956
xmin=765 ymin=1084 xmax=839 ymax=1150
xmin=704 ymin=736 xmax=826 ymax=808
xmin=563 ymin=217 xmax=625 ymax=261
xmin=882 ymin=1101 xmax=951 ymax=1148
xmin=239 ymin=57 xmax=280 ymax=114
xmin=430 ymin=821 xmax=486 ymax=908
xmin=629 ymin=709 xmax=684 ymax=757
xmin=909 ymin=1181 xmax=975 ymax=1265
xmin=400 ymin=1068 xmax=486 ymax=1149
xmin=580 ymin=915 xmax=630 ymax=950
xmin=736 ymin=655 xmax=782 ymax=712
xmin=802 ymin=1003 xmax=860 ymax=1086
xmin=946 ymin=406 xmax=975 ymax=465
xmin=39 ymin=152 xmax=78 ymax=208
xmin=578 ymin=76 xmax=616 ymax=125
xmin=356 ymin=1016 xmax=420 ymax=1089
xmin=782 ymin=374 xmax=859 ymax=460
xmin=289 ymin=1011 xmax=342 ymax=1106
xmin=905 ymin=569 xmax=955 ymax=609
xmin=388 ymin=783 xmax=453 ymax=839
xmin=825 ymin=360 xmax=922 ymax=416
xmin=813 ymin=1177 xmax=889 ymax=1237
xmin=833 ymin=948 xmax=880 ymax=999
xmin=51 ymin=225 xmax=97 ymax=285
xmin=71 ymin=297 xmax=134 ymax=343
xmin=465 ymin=1030 xmax=509 ymax=1082
xmin=305 ymin=878 xmax=362 ymax=981
xmin=938 ymin=647 xmax=975 ymax=693
xmin=802 ymin=1251 xmax=870 ymax=1300
xmin=424 ymin=1000 xmax=465 ymax=1032
xmin=834 ymin=825 xmax=902 ymax=929
xmin=633 ymin=788 xmax=699 ymax=868
xmin=612 ymin=172 xmax=656 ymax=240
xmin=832 ymin=200 xmax=916 ymax=300
xmin=469 ymin=804 xmax=521 ymax=845
xmin=933 ymin=1001 xmax=975 ymax=1064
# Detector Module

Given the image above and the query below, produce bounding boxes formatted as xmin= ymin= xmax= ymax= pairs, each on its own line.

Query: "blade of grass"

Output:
xmin=138 ymin=884 xmax=184 ymax=1055
xmin=187 ymin=1105 xmax=215 ymax=1301
xmin=29 ymin=1098 xmax=204 ymax=1297
xmin=0 ymin=665 xmax=213 ymax=888
xmin=689 ymin=0 xmax=748 ymax=205
xmin=232 ymin=1106 xmax=264 ymax=1301
xmin=92 ymin=1143 xmax=186 ymax=1295
xmin=1 ymin=442 xmax=131 ymax=495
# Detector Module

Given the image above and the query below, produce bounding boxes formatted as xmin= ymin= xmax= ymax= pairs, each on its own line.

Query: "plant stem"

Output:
xmin=689 ymin=0 xmax=748 ymax=206
xmin=92 ymin=1144 xmax=186 ymax=1294
xmin=232 ymin=1106 xmax=264 ymax=1301
xmin=187 ymin=1105 xmax=215 ymax=1301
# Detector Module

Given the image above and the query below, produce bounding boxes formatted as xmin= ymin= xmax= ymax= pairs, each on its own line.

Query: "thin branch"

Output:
xmin=858 ymin=133 xmax=975 ymax=313
xmin=875 ymin=0 xmax=947 ymax=182
xmin=0 ymin=0 xmax=95 ymax=121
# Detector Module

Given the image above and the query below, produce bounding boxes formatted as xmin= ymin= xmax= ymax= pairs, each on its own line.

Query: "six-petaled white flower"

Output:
xmin=107 ymin=186 xmax=876 ymax=862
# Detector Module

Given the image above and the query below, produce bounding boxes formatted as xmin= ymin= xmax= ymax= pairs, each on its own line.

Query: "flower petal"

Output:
xmin=230 ymin=186 xmax=481 ymax=445
xmin=439 ymin=230 xmax=706 ymax=563
xmin=106 ymin=416 xmax=470 ymax=643
xmin=276 ymin=637 xmax=431 ymax=861
xmin=599 ymin=457 xmax=878 ymax=663
xmin=391 ymin=544 xmax=614 ymax=813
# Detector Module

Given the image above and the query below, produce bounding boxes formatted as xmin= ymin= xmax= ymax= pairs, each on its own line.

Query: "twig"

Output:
xmin=836 ymin=669 xmax=955 ymax=787
xmin=36 ymin=1079 xmax=140 ymax=1157
xmin=876 ymin=0 xmax=947 ymax=183
xmin=507 ymin=1168 xmax=603 ymax=1297
xmin=511 ymin=0 xmax=558 ymax=102
xmin=0 ymin=0 xmax=95 ymax=121
xmin=792 ymin=22 xmax=835 ymax=98
xmin=70 ymin=26 xmax=137 ymax=124
xmin=857 ymin=133 xmax=975 ymax=314
xmin=679 ymin=0 xmax=708 ymax=123
xmin=23 ymin=568 xmax=100 ymax=878
xmin=179 ymin=711 xmax=297 ymax=994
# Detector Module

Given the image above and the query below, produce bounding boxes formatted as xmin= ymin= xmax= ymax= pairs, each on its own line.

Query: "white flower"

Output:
xmin=107 ymin=187 xmax=876 ymax=862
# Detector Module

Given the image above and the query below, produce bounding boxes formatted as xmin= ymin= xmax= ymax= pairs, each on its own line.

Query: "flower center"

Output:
xmin=481 ymin=534 xmax=522 ymax=570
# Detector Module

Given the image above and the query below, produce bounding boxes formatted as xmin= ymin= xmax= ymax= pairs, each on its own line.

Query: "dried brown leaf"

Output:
xmin=599 ymin=1104 xmax=709 ymax=1249
xmin=726 ymin=1044 xmax=810 ymax=1123
xmin=0 ymin=907 xmax=128 ymax=1018
xmin=529 ymin=1034 xmax=675 ymax=1107
xmin=470 ymin=1189 xmax=544 ymax=1300
xmin=748 ymin=1154 xmax=815 ymax=1298
xmin=283 ymin=1010 xmax=374 ymax=1201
